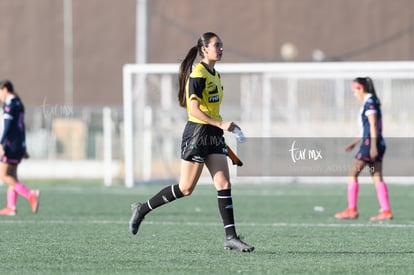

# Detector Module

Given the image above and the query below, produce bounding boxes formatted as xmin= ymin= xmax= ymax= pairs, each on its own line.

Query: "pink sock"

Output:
xmin=348 ymin=182 xmax=359 ymax=210
xmin=376 ymin=182 xmax=390 ymax=211
xmin=7 ymin=187 xmax=17 ymax=210
xmin=14 ymin=181 xmax=31 ymax=199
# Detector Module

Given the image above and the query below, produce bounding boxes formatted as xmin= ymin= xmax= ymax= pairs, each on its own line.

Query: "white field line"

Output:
xmin=1 ymin=219 xmax=414 ymax=229
xmin=25 ymin=186 xmax=347 ymax=197
xmin=29 ymin=184 xmax=414 ymax=198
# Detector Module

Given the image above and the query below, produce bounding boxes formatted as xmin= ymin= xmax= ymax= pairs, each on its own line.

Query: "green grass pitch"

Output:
xmin=1 ymin=181 xmax=413 ymax=274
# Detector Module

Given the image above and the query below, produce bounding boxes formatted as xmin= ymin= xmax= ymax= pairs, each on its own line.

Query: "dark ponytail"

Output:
xmin=0 ymin=79 xmax=25 ymax=112
xmin=178 ymin=46 xmax=198 ymax=107
xmin=177 ymin=32 xmax=220 ymax=108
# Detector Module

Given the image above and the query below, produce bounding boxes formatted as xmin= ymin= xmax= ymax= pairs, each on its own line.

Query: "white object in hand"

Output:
xmin=232 ymin=128 xmax=246 ymax=143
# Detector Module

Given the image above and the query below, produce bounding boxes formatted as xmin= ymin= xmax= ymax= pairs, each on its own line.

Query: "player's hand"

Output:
xmin=370 ymin=147 xmax=378 ymax=160
xmin=219 ymin=121 xmax=240 ymax=132
xmin=0 ymin=144 xmax=4 ymax=156
xmin=345 ymin=143 xmax=355 ymax=152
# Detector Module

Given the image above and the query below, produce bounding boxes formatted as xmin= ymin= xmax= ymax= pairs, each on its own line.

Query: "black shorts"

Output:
xmin=181 ymin=121 xmax=227 ymax=163
xmin=355 ymin=137 xmax=386 ymax=162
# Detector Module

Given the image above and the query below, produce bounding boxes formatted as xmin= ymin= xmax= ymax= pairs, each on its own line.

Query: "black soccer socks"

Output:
xmin=217 ymin=189 xmax=237 ymax=238
xmin=140 ymin=184 xmax=184 ymax=216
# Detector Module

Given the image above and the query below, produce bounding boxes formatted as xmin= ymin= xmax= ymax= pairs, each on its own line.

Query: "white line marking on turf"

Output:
xmin=1 ymin=220 xmax=414 ymax=228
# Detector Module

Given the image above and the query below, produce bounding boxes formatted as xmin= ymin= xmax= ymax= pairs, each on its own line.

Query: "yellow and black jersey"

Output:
xmin=186 ymin=62 xmax=223 ymax=124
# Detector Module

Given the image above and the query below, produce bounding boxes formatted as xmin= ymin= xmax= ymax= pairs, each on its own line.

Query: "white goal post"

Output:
xmin=123 ymin=61 xmax=414 ymax=187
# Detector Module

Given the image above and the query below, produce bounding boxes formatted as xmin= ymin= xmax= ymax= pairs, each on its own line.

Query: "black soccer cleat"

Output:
xmin=129 ymin=202 xmax=145 ymax=235
xmin=224 ymin=236 xmax=255 ymax=252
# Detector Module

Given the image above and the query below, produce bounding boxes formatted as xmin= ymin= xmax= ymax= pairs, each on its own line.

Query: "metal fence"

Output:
xmin=14 ymin=106 xmax=124 ymax=182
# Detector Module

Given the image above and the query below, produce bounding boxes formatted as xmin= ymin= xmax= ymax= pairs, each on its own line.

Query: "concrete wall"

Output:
xmin=1 ymin=0 xmax=413 ymax=107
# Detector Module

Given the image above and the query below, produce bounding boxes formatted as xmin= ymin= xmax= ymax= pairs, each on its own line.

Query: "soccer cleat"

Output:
xmin=224 ymin=236 xmax=255 ymax=252
xmin=334 ymin=208 xmax=359 ymax=219
xmin=129 ymin=202 xmax=145 ymax=235
xmin=0 ymin=207 xmax=16 ymax=216
xmin=370 ymin=210 xmax=393 ymax=221
xmin=29 ymin=190 xmax=40 ymax=214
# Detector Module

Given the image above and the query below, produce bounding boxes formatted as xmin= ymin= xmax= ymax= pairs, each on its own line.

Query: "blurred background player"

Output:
xmin=0 ymin=80 xmax=39 ymax=216
xmin=335 ymin=77 xmax=392 ymax=221
xmin=129 ymin=32 xmax=254 ymax=252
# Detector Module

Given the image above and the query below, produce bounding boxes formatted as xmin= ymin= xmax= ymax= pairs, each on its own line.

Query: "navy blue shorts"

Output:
xmin=1 ymin=148 xmax=25 ymax=165
xmin=355 ymin=138 xmax=386 ymax=162
xmin=181 ymin=121 xmax=227 ymax=163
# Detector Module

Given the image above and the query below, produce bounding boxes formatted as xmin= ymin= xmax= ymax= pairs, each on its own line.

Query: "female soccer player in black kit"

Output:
xmin=0 ymin=80 xmax=39 ymax=216
xmin=129 ymin=32 xmax=254 ymax=252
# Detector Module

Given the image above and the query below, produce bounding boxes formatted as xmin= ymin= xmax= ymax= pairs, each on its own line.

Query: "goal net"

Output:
xmin=123 ymin=62 xmax=414 ymax=187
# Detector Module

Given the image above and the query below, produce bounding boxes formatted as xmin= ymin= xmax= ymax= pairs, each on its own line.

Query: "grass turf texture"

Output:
xmin=1 ymin=182 xmax=413 ymax=274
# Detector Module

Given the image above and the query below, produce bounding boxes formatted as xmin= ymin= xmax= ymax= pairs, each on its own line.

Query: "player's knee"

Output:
xmin=179 ymin=186 xmax=194 ymax=196
xmin=215 ymin=180 xmax=231 ymax=190
xmin=180 ymin=189 xmax=192 ymax=196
